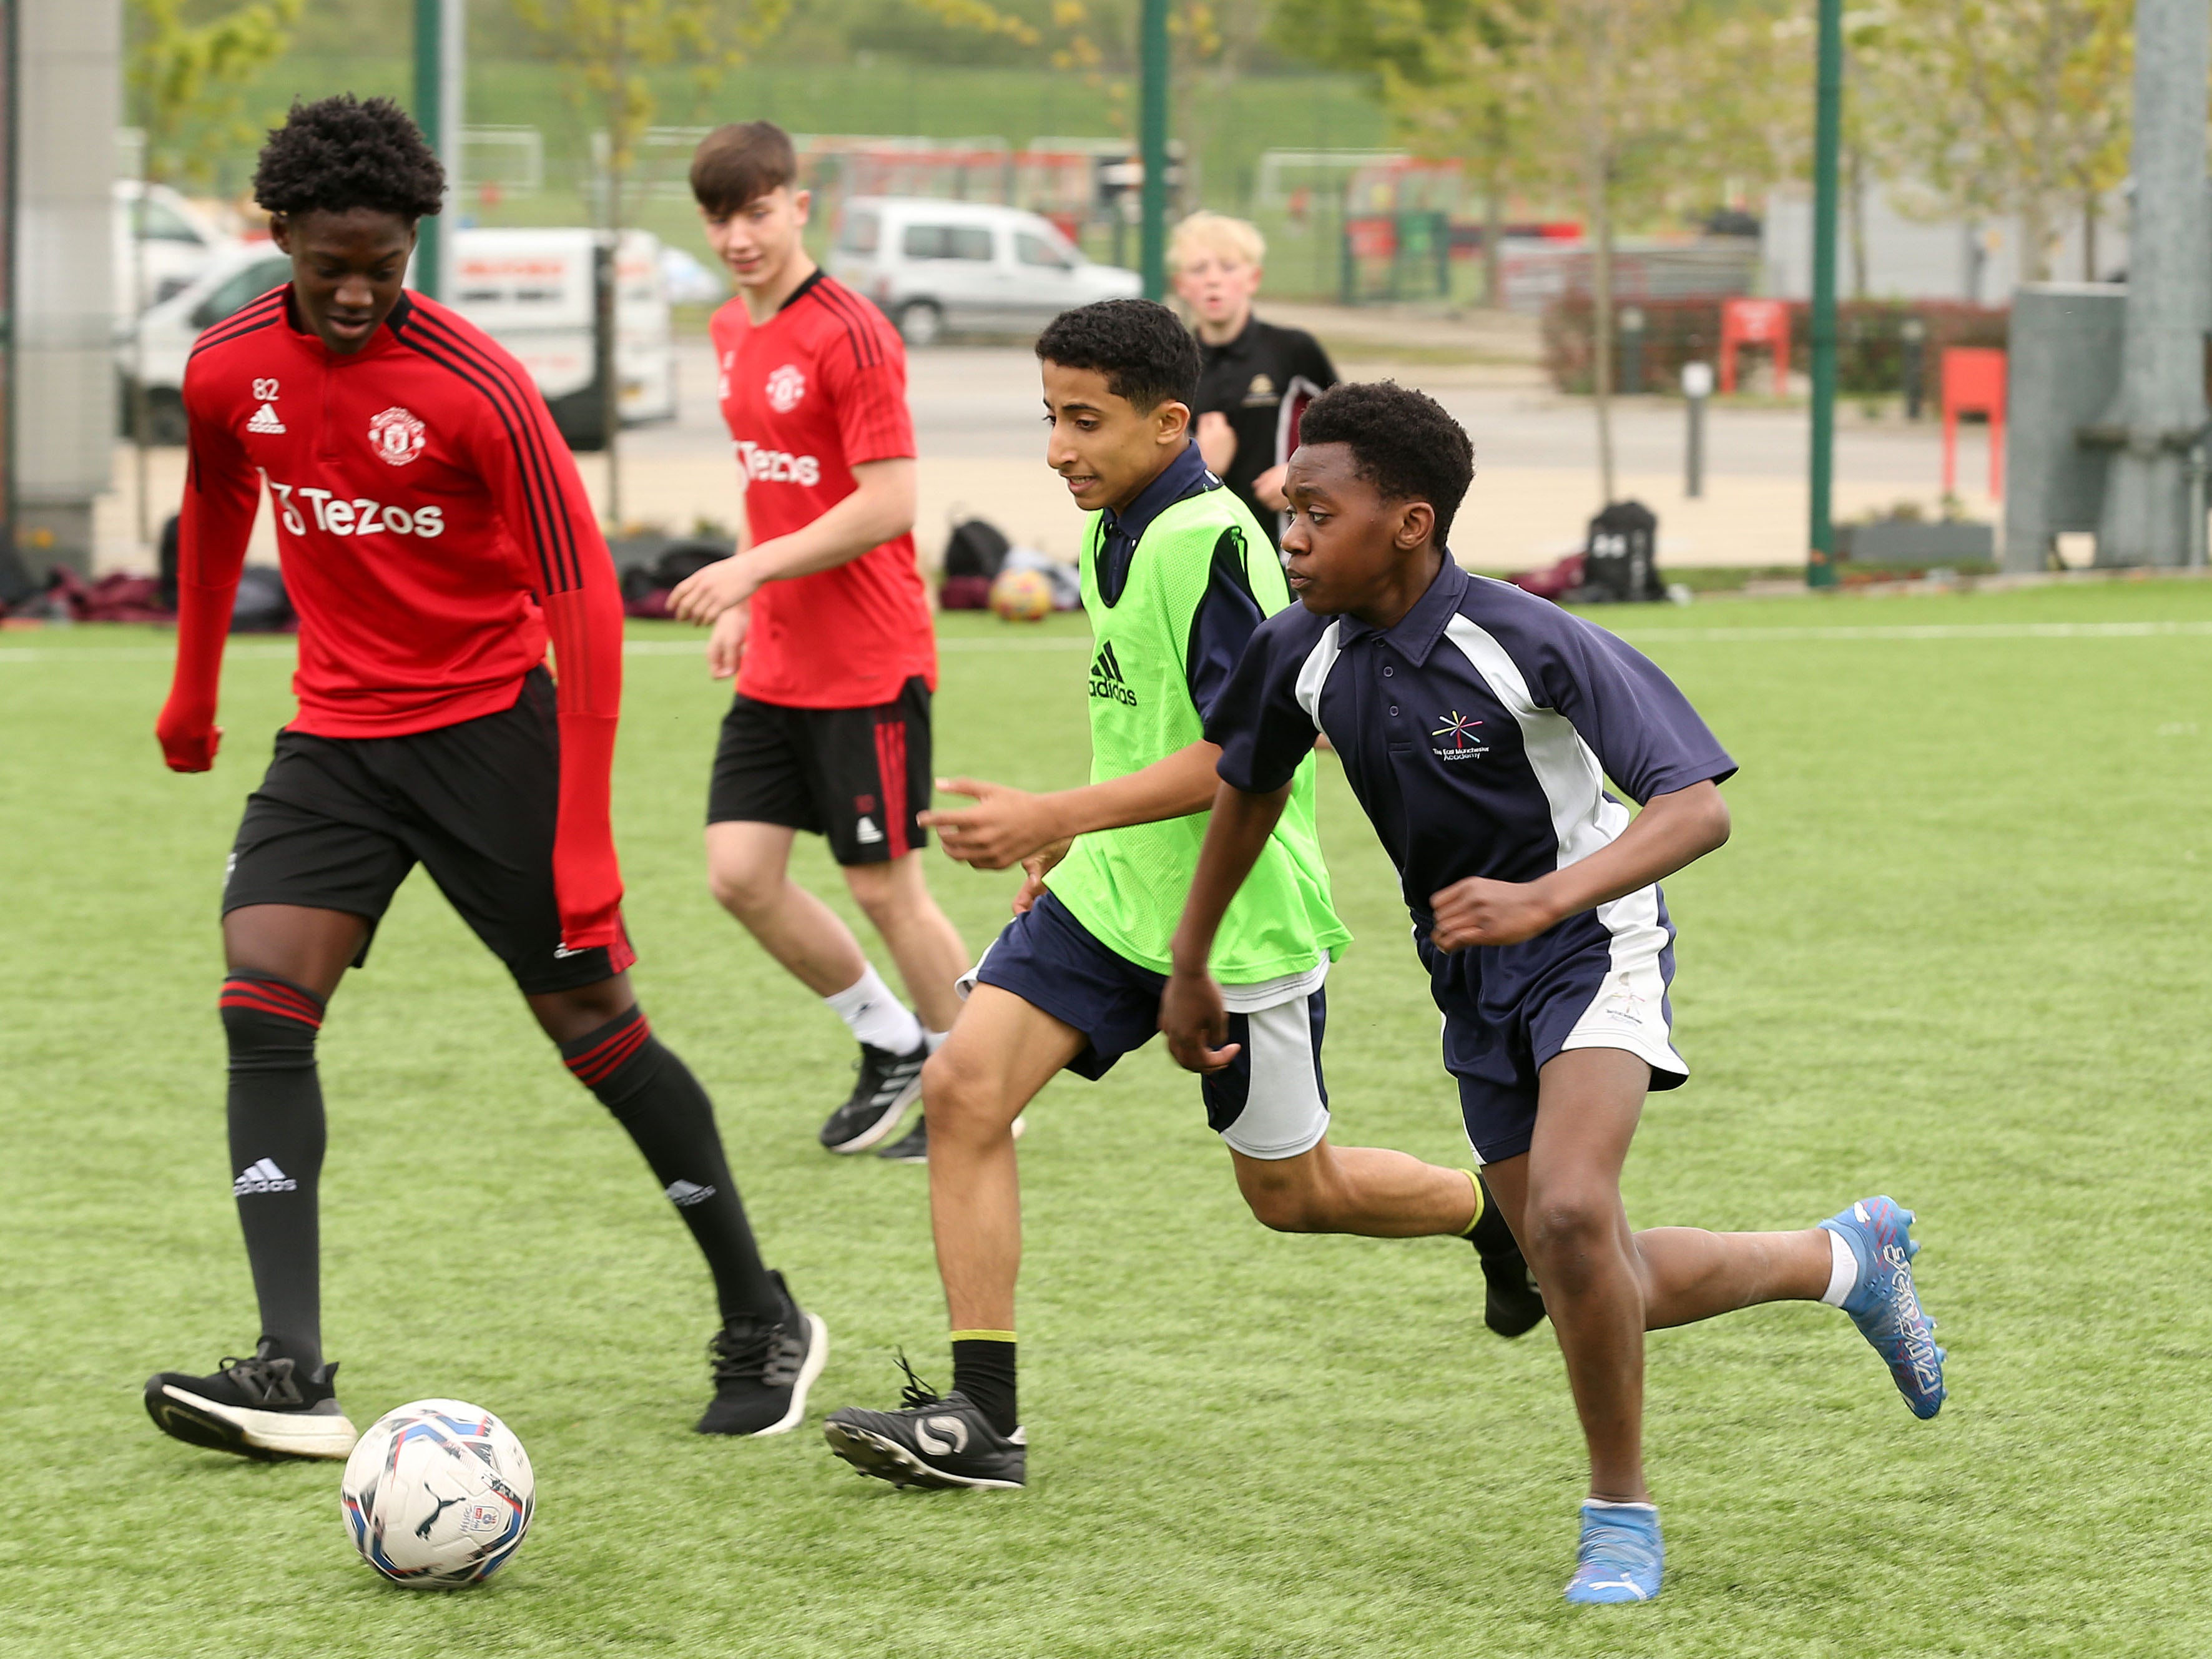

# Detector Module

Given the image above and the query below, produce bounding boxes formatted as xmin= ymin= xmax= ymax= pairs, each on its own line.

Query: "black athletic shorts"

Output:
xmin=222 ymin=667 xmax=632 ymax=995
xmin=705 ymin=676 xmax=932 ymax=866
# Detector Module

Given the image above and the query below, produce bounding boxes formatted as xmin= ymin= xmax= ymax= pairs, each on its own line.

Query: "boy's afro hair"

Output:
xmin=1035 ymin=298 xmax=1200 ymax=413
xmin=1295 ymin=380 xmax=1475 ymax=544
xmin=253 ymin=95 xmax=445 ymax=221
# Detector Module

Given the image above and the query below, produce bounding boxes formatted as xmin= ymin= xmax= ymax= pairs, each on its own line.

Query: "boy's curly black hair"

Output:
xmin=252 ymin=95 xmax=445 ymax=221
xmin=1035 ymin=298 xmax=1200 ymax=413
xmin=1295 ymin=380 xmax=1475 ymax=544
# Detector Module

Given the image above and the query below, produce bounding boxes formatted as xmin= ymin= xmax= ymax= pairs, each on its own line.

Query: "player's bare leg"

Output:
xmin=1477 ymin=1048 xmax=1832 ymax=1504
xmin=841 ymin=851 xmax=967 ymax=1034
xmin=1228 ymin=1138 xmax=1476 ymax=1236
xmin=820 ymin=985 xmax=1078 ymax=1489
xmin=222 ymin=902 xmax=369 ymax=997
xmin=919 ymin=986 xmax=1084 ymax=1331
xmin=705 ymin=820 xmax=868 ymax=995
xmin=709 ymin=820 xmax=944 ymax=1152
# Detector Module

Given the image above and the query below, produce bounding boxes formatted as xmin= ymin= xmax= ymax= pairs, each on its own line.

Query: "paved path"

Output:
xmin=94 ymin=332 xmax=1997 ymax=575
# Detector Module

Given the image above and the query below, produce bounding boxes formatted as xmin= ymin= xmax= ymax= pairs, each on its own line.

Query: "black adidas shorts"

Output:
xmin=706 ymin=676 xmax=932 ymax=867
xmin=222 ymin=667 xmax=631 ymax=995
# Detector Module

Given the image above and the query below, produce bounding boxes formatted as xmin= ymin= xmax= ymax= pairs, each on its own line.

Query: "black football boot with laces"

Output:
xmin=875 ymin=1115 xmax=928 ymax=1163
xmin=818 ymin=1038 xmax=930 ymax=1153
xmin=697 ymin=1269 xmax=828 ymax=1436
xmin=1470 ymin=1171 xmax=1548 ymax=1337
xmin=822 ymin=1354 xmax=1026 ymax=1490
xmin=144 ymin=1339 xmax=358 ymax=1460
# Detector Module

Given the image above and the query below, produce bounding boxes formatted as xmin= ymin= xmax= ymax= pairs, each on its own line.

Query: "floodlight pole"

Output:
xmin=411 ymin=0 xmax=464 ymax=302
xmin=1806 ymin=0 xmax=1842 ymax=588
xmin=1138 ymin=0 xmax=1168 ymax=300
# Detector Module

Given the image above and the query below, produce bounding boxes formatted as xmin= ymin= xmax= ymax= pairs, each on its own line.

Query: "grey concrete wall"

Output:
xmin=16 ymin=0 xmax=119 ymax=576
xmin=2003 ymin=285 xmax=2127 ymax=571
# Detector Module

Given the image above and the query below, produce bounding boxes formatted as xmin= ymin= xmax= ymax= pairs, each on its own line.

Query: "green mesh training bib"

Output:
xmin=1045 ymin=485 xmax=1349 ymax=981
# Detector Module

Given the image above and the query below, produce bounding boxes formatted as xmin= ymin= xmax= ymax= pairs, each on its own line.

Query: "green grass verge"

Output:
xmin=5 ymin=577 xmax=2211 ymax=1655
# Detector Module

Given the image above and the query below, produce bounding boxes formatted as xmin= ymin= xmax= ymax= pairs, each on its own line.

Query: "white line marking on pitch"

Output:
xmin=6 ymin=618 xmax=2211 ymax=666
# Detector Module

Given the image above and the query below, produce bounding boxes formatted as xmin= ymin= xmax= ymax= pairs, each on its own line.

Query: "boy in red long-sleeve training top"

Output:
xmin=143 ymin=96 xmax=825 ymax=1460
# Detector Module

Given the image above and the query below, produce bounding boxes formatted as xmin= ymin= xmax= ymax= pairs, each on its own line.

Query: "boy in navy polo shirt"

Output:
xmin=1163 ymin=381 xmax=1945 ymax=1605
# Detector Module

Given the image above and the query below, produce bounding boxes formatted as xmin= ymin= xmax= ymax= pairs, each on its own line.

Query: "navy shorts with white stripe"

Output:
xmin=1206 ymin=556 xmax=1736 ymax=1164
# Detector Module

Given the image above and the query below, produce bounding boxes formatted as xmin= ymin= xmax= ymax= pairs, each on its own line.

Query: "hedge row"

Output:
xmin=1541 ymin=296 xmax=2009 ymax=400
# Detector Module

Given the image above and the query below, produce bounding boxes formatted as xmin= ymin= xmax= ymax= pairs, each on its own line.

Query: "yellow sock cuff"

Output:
xmin=949 ymin=1329 xmax=1016 ymax=1344
xmin=1457 ymin=1169 xmax=1484 ymax=1237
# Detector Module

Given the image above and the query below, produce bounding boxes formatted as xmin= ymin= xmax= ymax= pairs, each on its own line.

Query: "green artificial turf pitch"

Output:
xmin=5 ymin=578 xmax=2211 ymax=1657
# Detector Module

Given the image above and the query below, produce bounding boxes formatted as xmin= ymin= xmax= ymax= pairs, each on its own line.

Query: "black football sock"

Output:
xmin=1468 ymin=1169 xmax=1520 ymax=1258
xmin=950 ymin=1331 xmax=1018 ymax=1435
xmin=220 ymin=972 xmax=328 ymax=1374
xmin=561 ymin=1006 xmax=782 ymax=1323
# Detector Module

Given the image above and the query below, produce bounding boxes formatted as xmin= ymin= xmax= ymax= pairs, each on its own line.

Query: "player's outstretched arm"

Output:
xmin=667 ymin=457 xmax=915 ymax=624
xmin=1161 ymin=779 xmax=1294 ymax=1073
xmin=155 ymin=378 xmax=260 ymax=772
xmin=1428 ymin=779 xmax=1730 ymax=951
xmin=921 ymin=739 xmax=1224 ymax=872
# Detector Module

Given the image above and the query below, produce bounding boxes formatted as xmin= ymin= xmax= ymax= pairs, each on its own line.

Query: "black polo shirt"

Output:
xmin=1192 ymin=316 xmax=1337 ymax=546
xmin=1207 ymin=557 xmax=1735 ymax=932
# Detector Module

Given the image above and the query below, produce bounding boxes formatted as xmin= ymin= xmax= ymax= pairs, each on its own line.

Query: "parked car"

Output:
xmin=827 ymin=196 xmax=1140 ymax=345
xmin=119 ymin=228 xmax=676 ymax=448
xmin=112 ymin=180 xmax=238 ymax=318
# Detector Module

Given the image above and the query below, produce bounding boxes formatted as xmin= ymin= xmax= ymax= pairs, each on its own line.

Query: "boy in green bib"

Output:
xmin=822 ymin=301 xmax=1538 ymax=1492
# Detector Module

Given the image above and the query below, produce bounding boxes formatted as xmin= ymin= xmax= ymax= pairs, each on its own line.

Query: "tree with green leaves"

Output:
xmin=1852 ymin=0 xmax=2133 ymax=283
xmin=126 ymin=0 xmax=303 ymax=189
xmin=1297 ymin=0 xmax=1798 ymax=499
xmin=513 ymin=0 xmax=793 ymax=525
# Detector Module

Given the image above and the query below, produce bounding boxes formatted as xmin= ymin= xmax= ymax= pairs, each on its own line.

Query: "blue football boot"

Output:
xmin=1564 ymin=1503 xmax=1664 ymax=1604
xmin=1820 ymin=1196 xmax=1946 ymax=1419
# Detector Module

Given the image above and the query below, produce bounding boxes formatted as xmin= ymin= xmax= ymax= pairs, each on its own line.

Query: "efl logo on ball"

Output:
xmin=765 ymin=364 xmax=806 ymax=412
xmin=370 ymin=406 xmax=428 ymax=467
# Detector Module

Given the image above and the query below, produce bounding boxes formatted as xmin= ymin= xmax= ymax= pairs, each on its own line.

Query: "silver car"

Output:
xmin=827 ymin=196 xmax=1141 ymax=346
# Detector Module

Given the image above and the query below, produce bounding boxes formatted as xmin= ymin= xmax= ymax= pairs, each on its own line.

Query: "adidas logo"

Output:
xmin=855 ymin=815 xmax=884 ymax=845
xmin=1088 ymin=639 xmax=1137 ymax=706
xmin=233 ymin=1158 xmax=297 ymax=1195
xmin=246 ymin=402 xmax=286 ymax=435
xmin=664 ymin=1179 xmax=717 ymax=1207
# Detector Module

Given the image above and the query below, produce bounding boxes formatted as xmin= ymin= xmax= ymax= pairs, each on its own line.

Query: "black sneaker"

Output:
xmin=819 ymin=1038 xmax=930 ymax=1153
xmin=823 ymin=1357 xmax=1026 ymax=1489
xmin=144 ymin=1340 xmax=358 ymax=1460
xmin=697 ymin=1270 xmax=829 ymax=1436
xmin=875 ymin=1115 xmax=928 ymax=1163
xmin=1470 ymin=1173 xmax=1547 ymax=1338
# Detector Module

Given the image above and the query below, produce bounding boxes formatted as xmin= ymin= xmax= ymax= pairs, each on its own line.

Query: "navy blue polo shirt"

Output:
xmin=1098 ymin=440 xmax=1267 ymax=719
xmin=1207 ymin=556 xmax=1735 ymax=931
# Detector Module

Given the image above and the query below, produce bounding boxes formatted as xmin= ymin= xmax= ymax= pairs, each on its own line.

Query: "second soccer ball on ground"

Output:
xmin=988 ymin=568 xmax=1054 ymax=622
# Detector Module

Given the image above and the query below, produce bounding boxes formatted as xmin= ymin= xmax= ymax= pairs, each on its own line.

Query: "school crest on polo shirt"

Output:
xmin=1241 ymin=372 xmax=1279 ymax=408
xmin=766 ymin=364 xmax=806 ymax=413
xmin=368 ymin=406 xmax=427 ymax=466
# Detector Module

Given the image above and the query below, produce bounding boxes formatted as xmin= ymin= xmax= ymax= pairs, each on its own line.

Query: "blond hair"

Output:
xmin=1167 ymin=211 xmax=1266 ymax=273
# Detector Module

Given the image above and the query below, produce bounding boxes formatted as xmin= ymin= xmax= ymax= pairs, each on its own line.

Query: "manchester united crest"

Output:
xmin=765 ymin=364 xmax=806 ymax=413
xmin=369 ymin=405 xmax=428 ymax=466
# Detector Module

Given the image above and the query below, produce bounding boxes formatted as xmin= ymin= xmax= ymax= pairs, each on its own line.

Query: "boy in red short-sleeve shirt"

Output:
xmin=671 ymin=122 xmax=967 ymax=1163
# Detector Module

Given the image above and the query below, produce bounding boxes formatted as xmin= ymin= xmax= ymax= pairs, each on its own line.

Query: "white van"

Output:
xmin=120 ymin=228 xmax=676 ymax=446
xmin=112 ymin=181 xmax=238 ymax=317
xmin=828 ymin=196 xmax=1140 ymax=345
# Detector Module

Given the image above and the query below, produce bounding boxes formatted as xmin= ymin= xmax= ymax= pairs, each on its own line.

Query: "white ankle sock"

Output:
xmin=925 ymin=1028 xmax=949 ymax=1053
xmin=1819 ymin=1227 xmax=1857 ymax=1307
xmin=825 ymin=965 xmax=924 ymax=1054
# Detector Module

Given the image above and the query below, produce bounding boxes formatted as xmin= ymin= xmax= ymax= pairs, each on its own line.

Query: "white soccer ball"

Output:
xmin=339 ymin=1399 xmax=536 ymax=1588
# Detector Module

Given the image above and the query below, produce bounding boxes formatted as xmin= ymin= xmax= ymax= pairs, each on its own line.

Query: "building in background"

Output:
xmin=16 ymin=0 xmax=119 ymax=578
